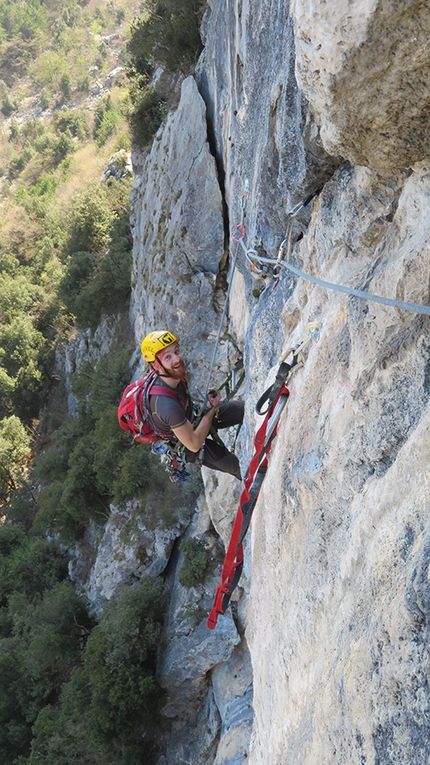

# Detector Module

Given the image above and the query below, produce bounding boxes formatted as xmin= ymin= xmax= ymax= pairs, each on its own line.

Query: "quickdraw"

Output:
xmin=207 ymin=323 xmax=319 ymax=629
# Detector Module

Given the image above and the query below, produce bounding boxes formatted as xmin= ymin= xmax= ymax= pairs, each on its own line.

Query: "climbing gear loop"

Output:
xmin=255 ymin=322 xmax=320 ymax=417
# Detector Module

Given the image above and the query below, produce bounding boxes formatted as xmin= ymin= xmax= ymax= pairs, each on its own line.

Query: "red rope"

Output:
xmin=207 ymin=381 xmax=290 ymax=629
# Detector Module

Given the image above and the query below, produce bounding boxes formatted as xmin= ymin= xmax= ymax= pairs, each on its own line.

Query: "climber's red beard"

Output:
xmin=162 ymin=358 xmax=187 ymax=380
xmin=155 ymin=343 xmax=187 ymax=380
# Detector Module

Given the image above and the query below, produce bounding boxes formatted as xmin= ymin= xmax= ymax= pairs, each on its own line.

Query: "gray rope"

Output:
xmin=248 ymin=254 xmax=430 ymax=317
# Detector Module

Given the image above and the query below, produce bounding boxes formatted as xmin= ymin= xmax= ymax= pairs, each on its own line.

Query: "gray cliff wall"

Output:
xmin=96 ymin=1 xmax=430 ymax=763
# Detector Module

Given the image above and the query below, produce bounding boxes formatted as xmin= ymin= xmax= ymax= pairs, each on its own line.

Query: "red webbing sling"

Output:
xmin=207 ymin=360 xmax=293 ymax=630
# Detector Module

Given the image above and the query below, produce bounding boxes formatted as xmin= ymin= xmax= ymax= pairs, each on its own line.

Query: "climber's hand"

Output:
xmin=207 ymin=390 xmax=221 ymax=409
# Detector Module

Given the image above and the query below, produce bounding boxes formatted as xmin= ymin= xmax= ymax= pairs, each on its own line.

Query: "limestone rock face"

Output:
xmin=58 ymin=312 xmax=126 ymax=414
xmin=130 ymin=76 xmax=235 ymax=388
xmin=246 ymin=161 xmax=430 ymax=765
xmin=73 ymin=500 xmax=192 ymax=614
xmin=212 ymin=639 xmax=254 ymax=765
xmin=85 ymin=1 xmax=430 ymax=764
xmin=291 ymin=0 xmax=430 ymax=173
xmin=197 ymin=0 xmax=338 ymax=259
xmin=156 ymin=495 xmax=243 ymax=762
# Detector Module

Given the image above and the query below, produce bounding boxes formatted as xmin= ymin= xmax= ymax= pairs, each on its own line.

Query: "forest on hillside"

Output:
xmin=0 ymin=1 xmax=205 ymax=763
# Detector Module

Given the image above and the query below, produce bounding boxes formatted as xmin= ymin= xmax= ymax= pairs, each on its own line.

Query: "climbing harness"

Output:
xmin=152 ymin=440 xmax=189 ymax=483
xmin=207 ymin=323 xmax=319 ymax=630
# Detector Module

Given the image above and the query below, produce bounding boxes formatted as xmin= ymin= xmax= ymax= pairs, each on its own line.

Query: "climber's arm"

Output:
xmin=172 ymin=392 xmax=221 ymax=452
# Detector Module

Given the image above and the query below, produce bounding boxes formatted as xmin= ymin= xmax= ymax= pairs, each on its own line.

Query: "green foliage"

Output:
xmin=34 ymin=423 xmax=106 ymax=540
xmin=109 ymin=439 xmax=159 ymax=506
xmin=77 ymin=72 xmax=91 ymax=92
xmin=59 ymin=178 xmax=133 ymax=329
xmin=0 ymin=577 xmax=88 ymax=764
xmin=73 ymin=347 xmax=132 ymax=419
xmin=31 ymin=49 xmax=70 ymax=89
xmin=1 ymin=90 xmax=17 ymax=116
xmin=85 ymin=577 xmax=166 ymax=733
xmin=0 ymin=1 xmax=49 ymax=41
xmin=33 ymin=346 xmax=132 ymax=538
xmin=0 ymin=533 xmax=69 ymax=603
xmin=125 ymin=0 xmax=205 ymax=148
xmin=0 ymin=470 xmax=91 ymax=761
xmin=14 ymin=176 xmax=59 ymax=218
xmin=64 ymin=181 xmax=116 ymax=255
xmin=40 ymin=87 xmax=50 ymax=109
xmin=6 ymin=111 xmax=82 ymax=187
xmin=9 ymin=115 xmax=20 ymax=140
xmin=93 ymin=94 xmax=122 ymax=147
xmin=179 ymin=536 xmax=209 ymax=587
xmin=127 ymin=84 xmax=166 ymax=148
xmin=25 ymin=578 xmax=166 ymax=765
xmin=127 ymin=0 xmax=205 ymax=76
xmin=59 ymin=249 xmax=97 ymax=310
xmin=0 ymin=207 xmax=64 ymax=422
xmin=59 ymin=71 xmax=71 ymax=99
xmin=53 ymin=106 xmax=90 ymax=140
xmin=0 ymin=416 xmax=31 ymax=502
xmin=0 ymin=308 xmax=49 ymax=420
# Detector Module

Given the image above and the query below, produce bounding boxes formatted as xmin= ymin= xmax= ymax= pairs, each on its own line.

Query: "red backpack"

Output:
xmin=117 ymin=371 xmax=186 ymax=444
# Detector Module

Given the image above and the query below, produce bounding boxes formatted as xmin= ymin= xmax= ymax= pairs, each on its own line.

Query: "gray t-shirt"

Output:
xmin=149 ymin=378 xmax=192 ymax=434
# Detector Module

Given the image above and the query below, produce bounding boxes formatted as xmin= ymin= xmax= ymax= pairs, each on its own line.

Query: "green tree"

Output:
xmin=40 ymin=87 xmax=50 ymax=109
xmin=0 ymin=416 xmax=31 ymax=502
xmin=64 ymin=182 xmax=114 ymax=255
xmin=0 ymin=581 xmax=88 ymax=765
xmin=59 ymin=71 xmax=71 ymax=99
xmin=0 ymin=1 xmax=49 ymax=41
xmin=1 ymin=90 xmax=17 ymax=116
xmin=3 ymin=537 xmax=69 ymax=601
xmin=0 ymin=311 xmax=48 ymax=420
xmin=127 ymin=84 xmax=166 ymax=148
xmin=9 ymin=116 xmax=20 ymax=140
xmin=59 ymin=179 xmax=132 ymax=329
xmin=23 ymin=578 xmax=166 ymax=765
xmin=53 ymin=106 xmax=89 ymax=139
xmin=179 ymin=536 xmax=209 ymax=587
xmin=127 ymin=0 xmax=205 ymax=76
xmin=93 ymin=94 xmax=122 ymax=147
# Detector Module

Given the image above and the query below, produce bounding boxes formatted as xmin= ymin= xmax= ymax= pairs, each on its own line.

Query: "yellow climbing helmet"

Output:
xmin=141 ymin=330 xmax=178 ymax=363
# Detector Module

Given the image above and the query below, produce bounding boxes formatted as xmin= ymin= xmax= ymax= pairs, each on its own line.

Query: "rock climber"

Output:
xmin=141 ymin=330 xmax=244 ymax=480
